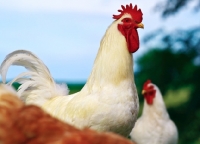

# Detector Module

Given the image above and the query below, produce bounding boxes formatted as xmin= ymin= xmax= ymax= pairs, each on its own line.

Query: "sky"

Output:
xmin=0 ymin=0 xmax=199 ymax=82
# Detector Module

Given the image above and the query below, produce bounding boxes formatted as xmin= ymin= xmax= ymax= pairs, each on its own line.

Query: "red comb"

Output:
xmin=143 ymin=80 xmax=152 ymax=90
xmin=113 ymin=3 xmax=143 ymax=23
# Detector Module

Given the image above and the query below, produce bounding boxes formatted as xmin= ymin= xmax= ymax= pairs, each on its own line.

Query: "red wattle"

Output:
xmin=145 ymin=95 xmax=154 ymax=105
xmin=126 ymin=28 xmax=139 ymax=53
xmin=118 ymin=24 xmax=139 ymax=53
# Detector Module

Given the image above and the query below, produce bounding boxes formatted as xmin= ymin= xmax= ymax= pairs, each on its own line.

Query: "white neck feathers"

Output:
xmin=86 ymin=20 xmax=134 ymax=90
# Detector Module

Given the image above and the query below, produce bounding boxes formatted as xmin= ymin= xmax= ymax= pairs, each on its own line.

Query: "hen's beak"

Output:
xmin=142 ymin=90 xmax=146 ymax=95
xmin=137 ymin=23 xmax=144 ymax=29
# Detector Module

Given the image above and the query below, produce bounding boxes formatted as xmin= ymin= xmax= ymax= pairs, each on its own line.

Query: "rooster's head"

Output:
xmin=113 ymin=3 xmax=143 ymax=53
xmin=142 ymin=80 xmax=156 ymax=105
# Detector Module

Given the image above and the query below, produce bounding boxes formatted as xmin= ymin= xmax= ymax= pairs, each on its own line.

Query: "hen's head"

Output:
xmin=142 ymin=80 xmax=156 ymax=105
xmin=113 ymin=3 xmax=143 ymax=53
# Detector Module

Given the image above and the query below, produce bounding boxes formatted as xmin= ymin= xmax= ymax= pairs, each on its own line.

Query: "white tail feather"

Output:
xmin=0 ymin=50 xmax=69 ymax=106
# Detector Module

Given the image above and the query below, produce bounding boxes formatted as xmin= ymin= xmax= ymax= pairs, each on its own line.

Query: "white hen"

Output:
xmin=130 ymin=80 xmax=178 ymax=144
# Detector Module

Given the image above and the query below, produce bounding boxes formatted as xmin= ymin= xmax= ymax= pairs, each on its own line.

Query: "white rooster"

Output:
xmin=130 ymin=80 xmax=178 ymax=144
xmin=0 ymin=4 xmax=144 ymax=137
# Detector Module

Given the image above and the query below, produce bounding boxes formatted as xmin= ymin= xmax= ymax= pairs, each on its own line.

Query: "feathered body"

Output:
xmin=0 ymin=84 xmax=135 ymax=144
xmin=0 ymin=4 xmax=143 ymax=137
xmin=130 ymin=80 xmax=178 ymax=144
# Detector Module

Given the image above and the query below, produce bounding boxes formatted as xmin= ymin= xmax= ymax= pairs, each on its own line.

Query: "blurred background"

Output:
xmin=0 ymin=0 xmax=200 ymax=143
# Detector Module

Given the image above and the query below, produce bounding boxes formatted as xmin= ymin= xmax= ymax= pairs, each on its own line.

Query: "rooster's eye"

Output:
xmin=122 ymin=18 xmax=132 ymax=23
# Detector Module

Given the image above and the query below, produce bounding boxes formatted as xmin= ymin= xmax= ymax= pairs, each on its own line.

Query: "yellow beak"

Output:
xmin=137 ymin=23 xmax=144 ymax=29
xmin=142 ymin=90 xmax=146 ymax=95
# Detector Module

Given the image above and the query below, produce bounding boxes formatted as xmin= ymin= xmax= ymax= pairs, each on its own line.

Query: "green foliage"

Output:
xmin=154 ymin=0 xmax=200 ymax=18
xmin=164 ymin=86 xmax=192 ymax=108
xmin=12 ymin=83 xmax=20 ymax=90
xmin=68 ymin=83 xmax=84 ymax=94
xmin=135 ymin=47 xmax=196 ymax=95
xmin=12 ymin=82 xmax=84 ymax=95
xmin=135 ymin=47 xmax=200 ymax=143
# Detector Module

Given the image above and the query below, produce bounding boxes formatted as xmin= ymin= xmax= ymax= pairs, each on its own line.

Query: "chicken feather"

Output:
xmin=0 ymin=50 xmax=69 ymax=106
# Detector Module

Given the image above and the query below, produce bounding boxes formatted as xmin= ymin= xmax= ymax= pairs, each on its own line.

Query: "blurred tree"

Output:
xmin=135 ymin=29 xmax=200 ymax=143
xmin=135 ymin=0 xmax=200 ymax=143
xmin=154 ymin=0 xmax=200 ymax=18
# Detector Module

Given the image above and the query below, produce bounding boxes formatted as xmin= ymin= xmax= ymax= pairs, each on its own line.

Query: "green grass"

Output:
xmin=164 ymin=86 xmax=193 ymax=108
xmin=11 ymin=82 xmax=85 ymax=94
xmin=68 ymin=83 xmax=85 ymax=94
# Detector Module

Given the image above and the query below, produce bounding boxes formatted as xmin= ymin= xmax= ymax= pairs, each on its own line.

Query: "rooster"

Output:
xmin=0 ymin=84 xmax=135 ymax=144
xmin=0 ymin=3 xmax=144 ymax=137
xmin=130 ymin=80 xmax=178 ymax=144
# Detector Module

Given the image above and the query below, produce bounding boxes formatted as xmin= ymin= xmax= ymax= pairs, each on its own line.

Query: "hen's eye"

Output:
xmin=122 ymin=18 xmax=131 ymax=23
xmin=149 ymin=91 xmax=154 ymax=95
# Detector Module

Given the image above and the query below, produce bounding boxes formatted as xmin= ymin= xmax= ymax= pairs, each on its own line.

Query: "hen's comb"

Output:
xmin=113 ymin=3 xmax=143 ymax=23
xmin=143 ymin=79 xmax=152 ymax=90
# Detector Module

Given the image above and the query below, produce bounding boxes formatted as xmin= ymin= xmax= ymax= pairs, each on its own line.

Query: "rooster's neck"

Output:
xmin=86 ymin=21 xmax=134 ymax=90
